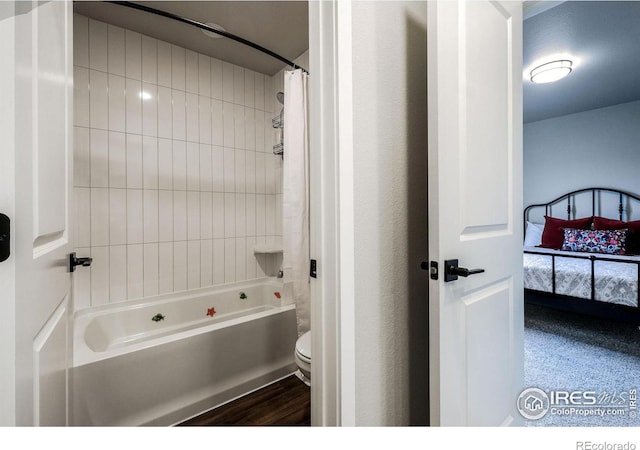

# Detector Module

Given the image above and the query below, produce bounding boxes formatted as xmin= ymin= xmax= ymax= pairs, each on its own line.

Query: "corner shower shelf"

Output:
xmin=253 ymin=244 xmax=283 ymax=254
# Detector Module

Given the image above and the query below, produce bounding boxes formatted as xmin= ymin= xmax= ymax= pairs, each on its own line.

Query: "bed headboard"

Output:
xmin=524 ymin=187 xmax=640 ymax=231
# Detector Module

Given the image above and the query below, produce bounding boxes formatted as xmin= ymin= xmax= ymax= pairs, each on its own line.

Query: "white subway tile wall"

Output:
xmin=73 ymin=14 xmax=286 ymax=310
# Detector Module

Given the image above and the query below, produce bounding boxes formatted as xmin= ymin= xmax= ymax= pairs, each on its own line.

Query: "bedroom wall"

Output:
xmin=524 ymin=99 xmax=640 ymax=219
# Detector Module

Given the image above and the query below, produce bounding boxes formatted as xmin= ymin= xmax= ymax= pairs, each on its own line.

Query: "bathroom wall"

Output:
xmin=72 ymin=14 xmax=287 ymax=310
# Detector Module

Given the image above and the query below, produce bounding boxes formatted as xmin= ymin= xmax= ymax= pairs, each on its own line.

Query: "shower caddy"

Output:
xmin=273 ymin=102 xmax=284 ymax=157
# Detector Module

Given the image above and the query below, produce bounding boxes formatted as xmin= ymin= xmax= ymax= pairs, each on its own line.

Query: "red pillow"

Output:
xmin=592 ymin=216 xmax=640 ymax=230
xmin=540 ymin=216 xmax=593 ymax=249
xmin=593 ymin=216 xmax=640 ymax=255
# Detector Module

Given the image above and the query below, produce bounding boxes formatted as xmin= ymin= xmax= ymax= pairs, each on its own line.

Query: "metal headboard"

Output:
xmin=523 ymin=187 xmax=640 ymax=235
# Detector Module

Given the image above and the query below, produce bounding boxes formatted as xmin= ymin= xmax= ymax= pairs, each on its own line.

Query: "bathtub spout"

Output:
xmin=277 ymin=270 xmax=284 ymax=279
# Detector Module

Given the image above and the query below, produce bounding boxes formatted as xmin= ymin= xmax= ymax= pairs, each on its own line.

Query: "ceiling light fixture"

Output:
xmin=530 ymin=60 xmax=573 ymax=84
xmin=201 ymin=23 xmax=226 ymax=39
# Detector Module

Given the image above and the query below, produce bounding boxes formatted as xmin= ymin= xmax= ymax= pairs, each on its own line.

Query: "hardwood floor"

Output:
xmin=177 ymin=375 xmax=311 ymax=426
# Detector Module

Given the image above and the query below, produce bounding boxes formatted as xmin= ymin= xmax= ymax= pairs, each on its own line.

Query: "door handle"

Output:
xmin=0 ymin=213 xmax=9 ymax=263
xmin=444 ymin=259 xmax=484 ymax=282
xmin=69 ymin=252 xmax=92 ymax=272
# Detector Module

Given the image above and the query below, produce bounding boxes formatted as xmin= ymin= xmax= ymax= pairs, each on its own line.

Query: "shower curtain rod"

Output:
xmin=106 ymin=1 xmax=309 ymax=74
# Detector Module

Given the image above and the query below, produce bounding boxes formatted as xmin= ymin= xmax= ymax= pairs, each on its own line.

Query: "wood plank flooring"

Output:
xmin=177 ymin=375 xmax=310 ymax=426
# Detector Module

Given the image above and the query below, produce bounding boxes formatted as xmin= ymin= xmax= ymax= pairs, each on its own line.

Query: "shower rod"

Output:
xmin=106 ymin=1 xmax=309 ymax=74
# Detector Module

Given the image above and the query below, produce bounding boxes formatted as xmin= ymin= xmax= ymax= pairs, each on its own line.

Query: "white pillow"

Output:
xmin=524 ymin=221 xmax=544 ymax=247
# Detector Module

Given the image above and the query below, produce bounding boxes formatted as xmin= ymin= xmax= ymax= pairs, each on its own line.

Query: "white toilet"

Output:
xmin=294 ymin=331 xmax=311 ymax=386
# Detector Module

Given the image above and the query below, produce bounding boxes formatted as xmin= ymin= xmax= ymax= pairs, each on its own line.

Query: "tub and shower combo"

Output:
xmin=72 ymin=278 xmax=297 ymax=426
xmin=70 ymin=2 xmax=310 ymax=426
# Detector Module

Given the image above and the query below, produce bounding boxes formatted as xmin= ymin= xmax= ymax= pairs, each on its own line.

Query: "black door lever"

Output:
xmin=444 ymin=259 xmax=484 ymax=282
xmin=0 ymin=213 xmax=9 ymax=263
xmin=69 ymin=252 xmax=92 ymax=272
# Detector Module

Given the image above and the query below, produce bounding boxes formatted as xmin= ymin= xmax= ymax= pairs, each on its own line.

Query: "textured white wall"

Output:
xmin=351 ymin=1 xmax=429 ymax=426
xmin=524 ymin=100 xmax=640 ymax=215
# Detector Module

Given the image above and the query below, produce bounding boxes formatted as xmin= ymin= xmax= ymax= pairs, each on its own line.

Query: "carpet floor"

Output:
xmin=524 ymin=303 xmax=640 ymax=427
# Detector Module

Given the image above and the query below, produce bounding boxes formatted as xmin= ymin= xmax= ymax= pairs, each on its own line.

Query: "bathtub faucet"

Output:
xmin=277 ymin=269 xmax=284 ymax=278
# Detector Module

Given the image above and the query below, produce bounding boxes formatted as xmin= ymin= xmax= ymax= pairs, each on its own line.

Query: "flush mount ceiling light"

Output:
xmin=201 ymin=23 xmax=226 ymax=39
xmin=530 ymin=60 xmax=573 ymax=84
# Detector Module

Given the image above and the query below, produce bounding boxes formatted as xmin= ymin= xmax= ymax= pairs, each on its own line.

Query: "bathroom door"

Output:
xmin=427 ymin=0 xmax=524 ymax=426
xmin=0 ymin=0 xmax=75 ymax=425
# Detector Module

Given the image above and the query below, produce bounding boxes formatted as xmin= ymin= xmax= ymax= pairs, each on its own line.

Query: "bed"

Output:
xmin=523 ymin=187 xmax=640 ymax=325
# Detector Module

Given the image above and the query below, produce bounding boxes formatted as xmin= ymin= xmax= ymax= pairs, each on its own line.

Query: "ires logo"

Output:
xmin=517 ymin=389 xmax=599 ymax=421
xmin=549 ymin=391 xmax=597 ymax=405
xmin=517 ymin=388 xmax=638 ymax=421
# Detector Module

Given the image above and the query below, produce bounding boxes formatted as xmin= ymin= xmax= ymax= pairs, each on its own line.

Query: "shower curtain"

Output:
xmin=283 ymin=69 xmax=310 ymax=336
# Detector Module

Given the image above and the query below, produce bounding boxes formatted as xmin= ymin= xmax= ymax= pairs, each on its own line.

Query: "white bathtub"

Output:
xmin=72 ymin=278 xmax=297 ymax=426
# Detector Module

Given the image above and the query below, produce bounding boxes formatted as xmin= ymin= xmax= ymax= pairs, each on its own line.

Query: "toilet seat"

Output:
xmin=295 ymin=331 xmax=311 ymax=362
xmin=294 ymin=331 xmax=311 ymax=386
xmin=296 ymin=349 xmax=311 ymax=364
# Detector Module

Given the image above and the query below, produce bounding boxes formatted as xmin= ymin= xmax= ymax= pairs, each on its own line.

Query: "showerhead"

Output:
xmin=276 ymin=91 xmax=284 ymax=105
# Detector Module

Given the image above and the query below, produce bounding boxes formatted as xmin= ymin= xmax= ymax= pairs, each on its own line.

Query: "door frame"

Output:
xmin=308 ymin=0 xmax=357 ymax=426
xmin=0 ymin=1 xmax=17 ymax=427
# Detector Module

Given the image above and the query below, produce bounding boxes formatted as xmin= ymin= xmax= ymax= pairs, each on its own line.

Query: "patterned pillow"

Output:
xmin=561 ymin=228 xmax=629 ymax=255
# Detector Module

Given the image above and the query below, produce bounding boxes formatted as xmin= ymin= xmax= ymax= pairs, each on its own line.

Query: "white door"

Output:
xmin=427 ymin=0 xmax=524 ymax=426
xmin=0 ymin=0 xmax=75 ymax=426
